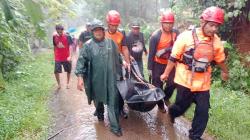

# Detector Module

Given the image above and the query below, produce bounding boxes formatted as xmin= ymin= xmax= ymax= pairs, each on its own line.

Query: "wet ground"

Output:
xmin=48 ymin=54 xmax=214 ymax=140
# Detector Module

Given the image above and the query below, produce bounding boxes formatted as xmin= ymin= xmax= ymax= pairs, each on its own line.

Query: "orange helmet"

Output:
xmin=201 ymin=6 xmax=224 ymax=24
xmin=160 ymin=11 xmax=175 ymax=23
xmin=106 ymin=10 xmax=121 ymax=25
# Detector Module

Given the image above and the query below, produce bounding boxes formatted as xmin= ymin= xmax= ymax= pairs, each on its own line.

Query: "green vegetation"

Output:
xmin=0 ymin=0 xmax=76 ymax=90
xmin=171 ymin=0 xmax=250 ymax=41
xmin=182 ymin=84 xmax=250 ymax=140
xmin=0 ymin=0 xmax=77 ymax=139
xmin=0 ymin=52 xmax=55 ymax=139
xmin=208 ymin=84 xmax=250 ymax=140
xmin=0 ymin=0 xmax=33 ymax=79
xmin=213 ymin=42 xmax=250 ymax=93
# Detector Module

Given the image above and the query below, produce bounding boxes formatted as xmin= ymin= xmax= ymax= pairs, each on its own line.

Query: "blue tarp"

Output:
xmin=67 ymin=27 xmax=77 ymax=33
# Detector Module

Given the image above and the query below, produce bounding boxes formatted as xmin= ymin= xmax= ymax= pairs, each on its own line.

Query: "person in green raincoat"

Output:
xmin=75 ymin=19 xmax=124 ymax=137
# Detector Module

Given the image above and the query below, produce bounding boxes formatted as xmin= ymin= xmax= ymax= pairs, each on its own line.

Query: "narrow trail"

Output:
xmin=48 ymin=53 xmax=214 ymax=140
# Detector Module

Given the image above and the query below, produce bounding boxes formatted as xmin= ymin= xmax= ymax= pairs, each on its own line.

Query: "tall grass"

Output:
xmin=0 ymin=51 xmax=55 ymax=139
xmin=182 ymin=83 xmax=250 ymax=140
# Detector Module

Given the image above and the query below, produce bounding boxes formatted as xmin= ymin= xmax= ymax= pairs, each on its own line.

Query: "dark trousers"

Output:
xmin=152 ymin=62 xmax=176 ymax=107
xmin=118 ymin=94 xmax=124 ymax=112
xmin=94 ymin=101 xmax=104 ymax=117
xmin=95 ymin=96 xmax=124 ymax=115
xmin=94 ymin=90 xmax=121 ymax=133
xmin=169 ymin=84 xmax=210 ymax=139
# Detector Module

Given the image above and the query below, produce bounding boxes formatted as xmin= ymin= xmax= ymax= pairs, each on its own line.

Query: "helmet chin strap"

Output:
xmin=201 ymin=21 xmax=212 ymax=37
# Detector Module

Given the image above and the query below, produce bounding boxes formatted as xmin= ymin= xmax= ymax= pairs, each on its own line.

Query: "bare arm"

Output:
xmin=122 ymin=46 xmax=130 ymax=64
xmin=78 ymin=41 xmax=83 ymax=48
xmin=160 ymin=60 xmax=176 ymax=81
xmin=77 ymin=76 xmax=84 ymax=91
xmin=217 ymin=62 xmax=229 ymax=81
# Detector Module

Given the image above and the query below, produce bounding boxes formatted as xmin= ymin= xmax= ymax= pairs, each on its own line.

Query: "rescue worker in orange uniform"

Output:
xmin=160 ymin=7 xmax=229 ymax=140
xmin=105 ymin=10 xmax=130 ymax=118
xmin=148 ymin=11 xmax=179 ymax=113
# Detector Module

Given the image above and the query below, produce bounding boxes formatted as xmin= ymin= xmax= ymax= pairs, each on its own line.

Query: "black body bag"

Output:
xmin=117 ymin=60 xmax=165 ymax=112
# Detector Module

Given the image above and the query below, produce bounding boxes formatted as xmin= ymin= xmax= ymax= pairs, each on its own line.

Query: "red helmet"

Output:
xmin=201 ymin=6 xmax=224 ymax=24
xmin=106 ymin=10 xmax=121 ymax=25
xmin=160 ymin=11 xmax=175 ymax=23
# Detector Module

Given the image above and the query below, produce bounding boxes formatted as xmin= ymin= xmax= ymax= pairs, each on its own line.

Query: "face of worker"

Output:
xmin=132 ymin=27 xmax=140 ymax=35
xmin=202 ymin=20 xmax=220 ymax=37
xmin=108 ymin=24 xmax=118 ymax=33
xmin=93 ymin=28 xmax=105 ymax=41
xmin=56 ymin=28 xmax=63 ymax=36
xmin=162 ymin=22 xmax=174 ymax=32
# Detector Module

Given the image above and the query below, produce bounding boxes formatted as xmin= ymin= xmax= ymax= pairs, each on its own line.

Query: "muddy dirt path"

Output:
xmin=48 ymin=54 xmax=214 ymax=140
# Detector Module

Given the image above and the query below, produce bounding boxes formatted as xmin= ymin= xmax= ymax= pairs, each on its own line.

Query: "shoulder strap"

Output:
xmin=158 ymin=29 xmax=175 ymax=45
xmin=155 ymin=29 xmax=162 ymax=45
xmin=139 ymin=32 xmax=144 ymax=42
xmin=158 ymin=29 xmax=162 ymax=39
xmin=192 ymin=28 xmax=214 ymax=49
xmin=192 ymin=28 xmax=199 ymax=49
xmin=170 ymin=30 xmax=174 ymax=45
